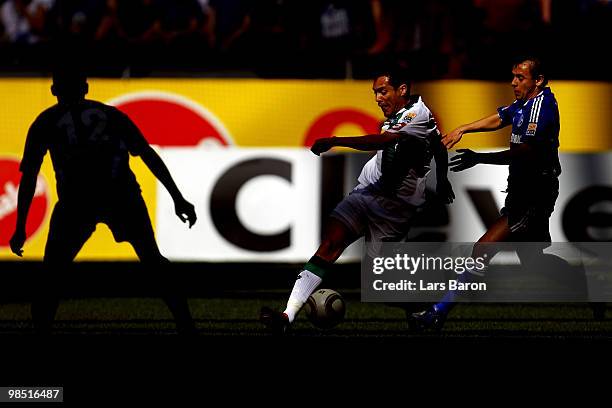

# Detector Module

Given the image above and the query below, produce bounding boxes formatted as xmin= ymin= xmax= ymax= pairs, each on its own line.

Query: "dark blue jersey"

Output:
xmin=498 ymin=87 xmax=560 ymax=148
xmin=497 ymin=87 xmax=561 ymax=194
xmin=20 ymin=100 xmax=148 ymax=201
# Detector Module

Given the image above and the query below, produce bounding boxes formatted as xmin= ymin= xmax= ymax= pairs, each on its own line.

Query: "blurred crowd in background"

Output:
xmin=0 ymin=0 xmax=610 ymax=79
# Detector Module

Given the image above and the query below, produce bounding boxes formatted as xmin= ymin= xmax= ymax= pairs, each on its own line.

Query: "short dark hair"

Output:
xmin=51 ymin=68 xmax=88 ymax=97
xmin=52 ymin=69 xmax=87 ymax=88
xmin=514 ymin=56 xmax=548 ymax=86
xmin=377 ymin=68 xmax=411 ymax=94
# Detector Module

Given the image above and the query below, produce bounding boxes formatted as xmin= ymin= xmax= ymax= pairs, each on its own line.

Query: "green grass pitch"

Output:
xmin=0 ymin=292 xmax=609 ymax=339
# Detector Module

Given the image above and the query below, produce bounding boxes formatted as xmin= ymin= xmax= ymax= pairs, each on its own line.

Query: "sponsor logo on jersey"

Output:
xmin=526 ymin=123 xmax=538 ymax=136
xmin=390 ymin=113 xmax=418 ymax=131
xmin=0 ymin=158 xmax=49 ymax=248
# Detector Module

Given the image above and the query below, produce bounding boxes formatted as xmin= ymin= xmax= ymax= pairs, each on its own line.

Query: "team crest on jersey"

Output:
xmin=526 ymin=122 xmax=537 ymax=136
xmin=391 ymin=112 xmax=417 ymax=130
xmin=517 ymin=110 xmax=524 ymax=127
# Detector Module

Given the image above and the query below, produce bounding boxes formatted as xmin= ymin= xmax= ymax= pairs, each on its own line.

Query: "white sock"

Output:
xmin=283 ymin=270 xmax=322 ymax=322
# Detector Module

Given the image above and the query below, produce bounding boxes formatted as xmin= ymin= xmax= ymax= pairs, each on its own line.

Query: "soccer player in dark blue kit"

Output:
xmin=9 ymin=69 xmax=198 ymax=335
xmin=410 ymin=57 xmax=606 ymax=330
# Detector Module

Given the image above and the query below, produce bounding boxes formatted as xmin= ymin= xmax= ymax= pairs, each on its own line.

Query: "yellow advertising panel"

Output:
xmin=1 ymin=78 xmax=610 ymax=260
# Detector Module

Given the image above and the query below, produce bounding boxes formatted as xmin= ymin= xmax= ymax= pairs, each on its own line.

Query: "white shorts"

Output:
xmin=330 ymin=184 xmax=417 ymax=245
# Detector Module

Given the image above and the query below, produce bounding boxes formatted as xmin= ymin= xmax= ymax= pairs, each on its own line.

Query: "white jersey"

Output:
xmin=357 ymin=95 xmax=440 ymax=206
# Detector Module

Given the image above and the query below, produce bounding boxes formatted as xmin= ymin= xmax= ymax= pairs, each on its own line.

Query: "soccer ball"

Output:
xmin=303 ymin=289 xmax=346 ymax=329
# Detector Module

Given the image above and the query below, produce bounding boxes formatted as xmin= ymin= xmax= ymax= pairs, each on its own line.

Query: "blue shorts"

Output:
xmin=502 ymin=177 xmax=559 ymax=242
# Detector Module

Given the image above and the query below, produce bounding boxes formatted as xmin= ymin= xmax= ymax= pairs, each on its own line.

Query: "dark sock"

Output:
xmin=304 ymin=255 xmax=333 ymax=279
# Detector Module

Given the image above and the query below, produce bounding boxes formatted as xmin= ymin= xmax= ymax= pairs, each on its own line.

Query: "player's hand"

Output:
xmin=9 ymin=228 xmax=26 ymax=257
xmin=175 ymin=198 xmax=197 ymax=228
xmin=442 ymin=128 xmax=464 ymax=149
xmin=436 ymin=178 xmax=455 ymax=204
xmin=311 ymin=137 xmax=335 ymax=156
xmin=449 ymin=149 xmax=480 ymax=172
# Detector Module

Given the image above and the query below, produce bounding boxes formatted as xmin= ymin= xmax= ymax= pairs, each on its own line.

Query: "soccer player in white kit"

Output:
xmin=261 ymin=69 xmax=454 ymax=334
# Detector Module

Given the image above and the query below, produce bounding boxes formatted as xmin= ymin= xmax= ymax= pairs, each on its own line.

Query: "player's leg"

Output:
xmin=514 ymin=210 xmax=606 ymax=319
xmin=472 ymin=214 xmax=513 ymax=257
xmin=284 ymin=186 xmax=370 ymax=319
xmin=362 ymin=199 xmax=424 ymax=318
xmin=112 ymin=196 xmax=196 ymax=335
xmin=512 ymin=212 xmax=583 ymax=298
xmin=442 ymin=215 xmax=511 ymax=307
xmin=284 ymin=216 xmax=361 ymax=322
xmin=260 ymin=216 xmax=360 ymax=333
xmin=261 ymin=190 xmax=365 ymax=333
xmin=130 ymin=233 xmax=196 ymax=335
xmin=410 ymin=215 xmax=512 ymax=331
xmin=37 ymin=202 xmax=96 ymax=334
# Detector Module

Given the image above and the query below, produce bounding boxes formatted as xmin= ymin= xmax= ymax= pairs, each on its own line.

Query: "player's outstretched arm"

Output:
xmin=10 ymin=170 xmax=38 ymax=256
xmin=449 ymin=149 xmax=482 ymax=172
xmin=433 ymin=138 xmax=454 ymax=203
xmin=477 ymin=143 xmax=536 ymax=165
xmin=449 ymin=144 xmax=535 ymax=172
xmin=311 ymin=132 xmax=400 ymax=155
xmin=139 ymin=145 xmax=197 ymax=228
xmin=442 ymin=113 xmax=505 ymax=149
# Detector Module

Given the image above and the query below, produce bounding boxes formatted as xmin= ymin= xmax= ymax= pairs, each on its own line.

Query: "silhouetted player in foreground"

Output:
xmin=10 ymin=70 xmax=198 ymax=335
